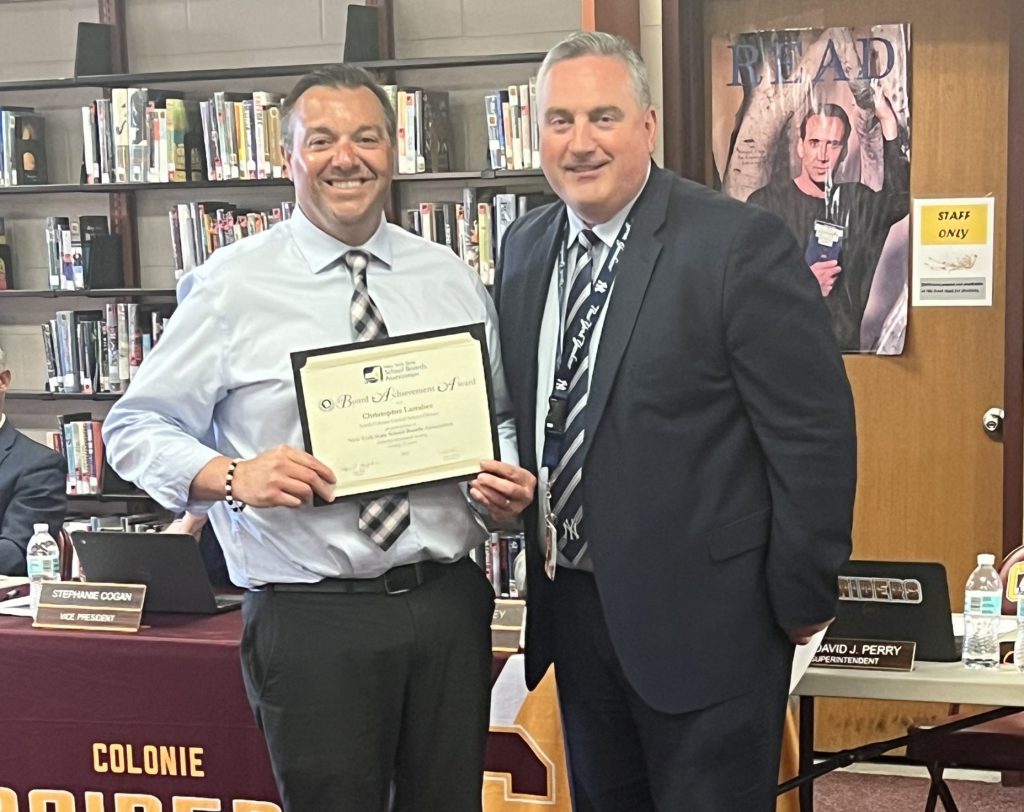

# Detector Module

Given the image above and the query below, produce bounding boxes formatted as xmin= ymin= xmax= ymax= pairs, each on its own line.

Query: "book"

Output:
xmin=81 ymin=104 xmax=100 ymax=183
xmin=420 ymin=90 xmax=453 ymax=173
xmin=111 ymin=88 xmax=129 ymax=184
xmin=79 ymin=216 xmax=109 ymax=287
xmin=492 ymin=193 xmax=517 ymax=262
xmin=127 ymin=88 xmax=149 ymax=183
xmin=507 ymin=85 xmax=523 ymax=170
xmin=13 ymin=113 xmax=47 ymax=185
xmin=0 ymin=217 xmax=12 ymax=290
xmin=484 ymin=94 xmax=503 ymax=170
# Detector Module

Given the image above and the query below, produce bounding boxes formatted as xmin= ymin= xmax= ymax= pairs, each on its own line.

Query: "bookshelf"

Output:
xmin=0 ymin=0 xmax=549 ymax=503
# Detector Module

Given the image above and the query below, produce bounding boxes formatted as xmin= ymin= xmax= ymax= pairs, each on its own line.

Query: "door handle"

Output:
xmin=983 ymin=407 xmax=1004 ymax=438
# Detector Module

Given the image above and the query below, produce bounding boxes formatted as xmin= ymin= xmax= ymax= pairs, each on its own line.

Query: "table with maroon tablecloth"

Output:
xmin=0 ymin=612 xmax=570 ymax=811
xmin=0 ymin=612 xmax=281 ymax=809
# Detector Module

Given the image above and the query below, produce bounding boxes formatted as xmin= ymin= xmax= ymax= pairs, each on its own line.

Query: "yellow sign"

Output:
xmin=1007 ymin=561 xmax=1024 ymax=602
xmin=918 ymin=203 xmax=989 ymax=245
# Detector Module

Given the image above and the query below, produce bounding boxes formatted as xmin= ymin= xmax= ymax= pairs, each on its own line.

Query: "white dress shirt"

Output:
xmin=104 ymin=207 xmax=518 ymax=587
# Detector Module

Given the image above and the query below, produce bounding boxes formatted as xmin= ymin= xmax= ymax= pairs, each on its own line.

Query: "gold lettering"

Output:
xmin=172 ymin=798 xmax=220 ymax=812
xmin=93 ymin=742 xmax=109 ymax=773
xmin=0 ymin=788 xmax=16 ymax=812
xmin=125 ymin=744 xmax=142 ymax=775
xmin=143 ymin=745 xmax=159 ymax=775
xmin=28 ymin=790 xmax=74 ymax=812
xmin=108 ymin=744 xmax=125 ymax=773
xmin=159 ymin=745 xmax=178 ymax=776
xmin=233 ymin=803 xmax=283 ymax=812
xmin=114 ymin=793 xmax=160 ymax=812
xmin=85 ymin=792 xmax=106 ymax=812
xmin=188 ymin=748 xmax=204 ymax=779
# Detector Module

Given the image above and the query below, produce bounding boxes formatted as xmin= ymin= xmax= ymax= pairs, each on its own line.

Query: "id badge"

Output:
xmin=543 ymin=488 xmax=558 ymax=580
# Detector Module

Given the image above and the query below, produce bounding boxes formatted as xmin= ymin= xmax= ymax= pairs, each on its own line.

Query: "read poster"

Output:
xmin=711 ymin=25 xmax=911 ymax=355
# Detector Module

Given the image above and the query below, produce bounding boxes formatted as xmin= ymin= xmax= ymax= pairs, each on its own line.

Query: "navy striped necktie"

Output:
xmin=344 ymin=249 xmax=410 ymax=550
xmin=549 ymin=230 xmax=597 ymax=564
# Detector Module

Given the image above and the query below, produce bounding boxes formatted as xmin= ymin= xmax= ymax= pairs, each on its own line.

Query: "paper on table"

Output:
xmin=0 ymin=595 xmax=33 ymax=617
xmin=790 ymin=628 xmax=828 ymax=693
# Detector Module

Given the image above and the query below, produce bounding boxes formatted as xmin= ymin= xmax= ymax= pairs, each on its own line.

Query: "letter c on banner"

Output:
xmin=93 ymin=742 xmax=109 ymax=773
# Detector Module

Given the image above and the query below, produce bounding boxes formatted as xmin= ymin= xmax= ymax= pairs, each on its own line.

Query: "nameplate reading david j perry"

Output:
xmin=811 ymin=638 xmax=916 ymax=671
xmin=33 ymin=581 xmax=146 ymax=633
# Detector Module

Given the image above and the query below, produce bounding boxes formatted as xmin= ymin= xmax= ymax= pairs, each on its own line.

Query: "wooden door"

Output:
xmin=679 ymin=0 xmax=1016 ymax=750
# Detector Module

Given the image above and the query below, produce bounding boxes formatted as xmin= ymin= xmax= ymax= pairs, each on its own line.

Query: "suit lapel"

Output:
xmin=517 ymin=206 xmax=566 ymax=471
xmin=583 ymin=168 xmax=671 ymax=455
xmin=0 ymin=421 xmax=15 ymax=468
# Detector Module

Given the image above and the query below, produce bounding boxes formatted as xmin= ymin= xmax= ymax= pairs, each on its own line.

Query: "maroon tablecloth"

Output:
xmin=0 ymin=612 xmax=566 ymax=810
xmin=0 ymin=612 xmax=281 ymax=809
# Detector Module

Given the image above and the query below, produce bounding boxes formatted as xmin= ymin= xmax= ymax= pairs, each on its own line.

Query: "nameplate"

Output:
xmin=33 ymin=582 xmax=146 ymax=633
xmin=811 ymin=637 xmax=916 ymax=671
xmin=491 ymin=598 xmax=526 ymax=653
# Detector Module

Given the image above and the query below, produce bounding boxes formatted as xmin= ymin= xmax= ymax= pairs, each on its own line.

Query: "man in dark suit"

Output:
xmin=0 ymin=345 xmax=66 ymax=575
xmin=489 ymin=32 xmax=857 ymax=810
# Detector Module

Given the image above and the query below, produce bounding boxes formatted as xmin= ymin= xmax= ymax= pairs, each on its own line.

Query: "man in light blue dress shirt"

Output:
xmin=103 ymin=65 xmax=535 ymax=812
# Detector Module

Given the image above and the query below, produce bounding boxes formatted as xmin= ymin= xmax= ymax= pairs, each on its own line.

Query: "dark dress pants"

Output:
xmin=550 ymin=568 xmax=791 ymax=812
xmin=240 ymin=557 xmax=496 ymax=812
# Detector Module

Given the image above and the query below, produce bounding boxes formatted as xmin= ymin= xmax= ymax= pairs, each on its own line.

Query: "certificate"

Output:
xmin=291 ymin=324 xmax=500 ymax=500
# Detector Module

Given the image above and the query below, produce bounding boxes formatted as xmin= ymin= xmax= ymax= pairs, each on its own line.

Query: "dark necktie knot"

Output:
xmin=579 ymin=229 xmax=598 ymax=252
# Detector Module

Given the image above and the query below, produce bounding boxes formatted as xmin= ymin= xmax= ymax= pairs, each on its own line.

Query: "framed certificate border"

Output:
xmin=291 ymin=323 xmax=500 ymax=503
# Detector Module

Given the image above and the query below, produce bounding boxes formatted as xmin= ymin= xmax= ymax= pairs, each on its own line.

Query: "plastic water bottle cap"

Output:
xmin=978 ymin=553 xmax=996 ymax=566
xmin=32 ymin=523 xmax=48 ymax=533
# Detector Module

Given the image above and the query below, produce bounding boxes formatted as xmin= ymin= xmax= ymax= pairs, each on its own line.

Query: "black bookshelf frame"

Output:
xmin=0 ymin=288 xmax=176 ymax=298
xmin=0 ymin=170 xmax=546 ymax=196
xmin=0 ymin=53 xmax=548 ymax=94
xmin=7 ymin=391 xmax=122 ymax=401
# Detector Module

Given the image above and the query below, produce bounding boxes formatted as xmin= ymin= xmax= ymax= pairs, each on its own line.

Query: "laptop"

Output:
xmin=70 ymin=531 xmax=242 ymax=614
xmin=824 ymin=560 xmax=960 ymax=662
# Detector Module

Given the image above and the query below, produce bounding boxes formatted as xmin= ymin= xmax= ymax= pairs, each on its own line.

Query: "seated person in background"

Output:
xmin=0 ymin=344 xmax=67 ymax=575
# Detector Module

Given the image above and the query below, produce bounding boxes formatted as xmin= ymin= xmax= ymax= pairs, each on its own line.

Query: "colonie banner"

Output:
xmin=0 ymin=740 xmax=281 ymax=812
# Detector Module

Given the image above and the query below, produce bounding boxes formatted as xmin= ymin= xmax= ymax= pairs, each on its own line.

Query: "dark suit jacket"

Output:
xmin=494 ymin=166 xmax=857 ymax=714
xmin=0 ymin=420 xmax=67 ymax=575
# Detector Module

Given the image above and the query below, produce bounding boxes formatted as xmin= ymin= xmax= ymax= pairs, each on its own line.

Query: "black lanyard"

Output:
xmin=541 ymin=216 xmax=634 ymax=470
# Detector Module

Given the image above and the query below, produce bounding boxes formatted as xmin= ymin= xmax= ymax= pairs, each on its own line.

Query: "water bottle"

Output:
xmin=962 ymin=553 xmax=1002 ymax=669
xmin=1015 ymin=596 xmax=1024 ymax=672
xmin=26 ymin=523 xmax=60 ymax=618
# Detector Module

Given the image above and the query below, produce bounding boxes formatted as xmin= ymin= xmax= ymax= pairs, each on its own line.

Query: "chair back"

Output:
xmin=56 ymin=528 xmax=74 ymax=581
xmin=999 ymin=544 xmax=1024 ymax=615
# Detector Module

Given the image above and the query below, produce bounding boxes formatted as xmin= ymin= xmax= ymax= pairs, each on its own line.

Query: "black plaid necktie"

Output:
xmin=549 ymin=230 xmax=597 ymax=564
xmin=344 ymin=249 xmax=410 ymax=550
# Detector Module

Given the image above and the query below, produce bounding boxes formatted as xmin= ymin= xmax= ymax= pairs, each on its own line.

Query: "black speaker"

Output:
xmin=343 ymin=6 xmax=381 ymax=62
xmin=84 ymin=234 xmax=123 ymax=289
xmin=74 ymin=22 xmax=115 ymax=77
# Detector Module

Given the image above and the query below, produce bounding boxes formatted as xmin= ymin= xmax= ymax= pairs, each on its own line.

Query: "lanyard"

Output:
xmin=541 ymin=216 xmax=634 ymax=470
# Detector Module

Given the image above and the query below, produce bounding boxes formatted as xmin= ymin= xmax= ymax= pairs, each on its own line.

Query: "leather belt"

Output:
xmin=258 ymin=560 xmax=454 ymax=596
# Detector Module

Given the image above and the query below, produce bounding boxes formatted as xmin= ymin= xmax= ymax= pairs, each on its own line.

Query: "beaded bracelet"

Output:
xmin=225 ymin=458 xmax=246 ymax=513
